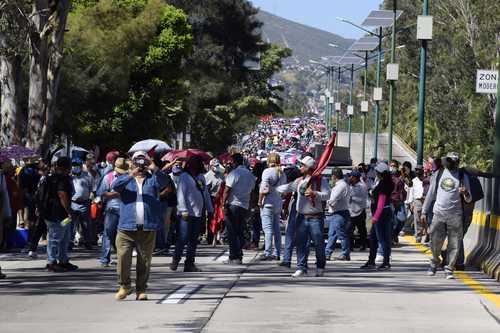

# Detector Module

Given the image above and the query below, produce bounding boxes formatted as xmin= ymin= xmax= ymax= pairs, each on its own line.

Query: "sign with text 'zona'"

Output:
xmin=476 ymin=70 xmax=498 ymax=94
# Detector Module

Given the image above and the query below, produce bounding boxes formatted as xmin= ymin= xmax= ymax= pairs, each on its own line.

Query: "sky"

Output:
xmin=250 ymin=0 xmax=384 ymax=39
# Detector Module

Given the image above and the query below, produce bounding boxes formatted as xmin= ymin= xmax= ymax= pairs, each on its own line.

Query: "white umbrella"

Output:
xmin=128 ymin=139 xmax=172 ymax=154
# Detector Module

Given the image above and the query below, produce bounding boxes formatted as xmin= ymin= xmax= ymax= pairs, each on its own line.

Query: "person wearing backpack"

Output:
xmin=422 ymin=152 xmax=472 ymax=279
xmin=43 ymin=157 xmax=79 ymax=273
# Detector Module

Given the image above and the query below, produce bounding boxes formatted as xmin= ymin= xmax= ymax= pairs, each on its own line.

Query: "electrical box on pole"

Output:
xmin=386 ymin=63 xmax=399 ymax=81
xmin=347 ymin=105 xmax=354 ymax=115
xmin=417 ymin=16 xmax=433 ymax=40
xmin=373 ymin=87 xmax=383 ymax=101
xmin=361 ymin=101 xmax=369 ymax=113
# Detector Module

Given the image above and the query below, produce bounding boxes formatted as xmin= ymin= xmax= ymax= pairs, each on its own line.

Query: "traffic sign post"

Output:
xmin=476 ymin=70 xmax=498 ymax=94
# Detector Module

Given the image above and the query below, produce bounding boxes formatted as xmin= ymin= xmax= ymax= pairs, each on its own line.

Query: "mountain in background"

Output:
xmin=256 ymin=10 xmax=354 ymax=65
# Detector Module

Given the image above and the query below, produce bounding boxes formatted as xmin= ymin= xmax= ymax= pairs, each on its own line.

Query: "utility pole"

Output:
xmin=348 ymin=63 xmax=354 ymax=151
xmin=374 ymin=27 xmax=383 ymax=160
xmin=416 ymin=0 xmax=429 ymax=166
xmin=388 ymin=0 xmax=397 ymax=161
xmin=362 ymin=52 xmax=368 ymax=164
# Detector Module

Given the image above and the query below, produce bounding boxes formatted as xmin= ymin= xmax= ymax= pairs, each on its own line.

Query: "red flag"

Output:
xmin=312 ymin=131 xmax=337 ymax=178
xmin=210 ymin=183 xmax=226 ymax=234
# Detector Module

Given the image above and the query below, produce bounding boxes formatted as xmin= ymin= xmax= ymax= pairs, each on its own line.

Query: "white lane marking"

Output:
xmin=161 ymin=284 xmax=202 ymax=304
xmin=214 ymin=250 xmax=229 ymax=263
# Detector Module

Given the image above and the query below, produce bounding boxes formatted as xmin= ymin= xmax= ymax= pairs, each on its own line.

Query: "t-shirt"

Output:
xmin=434 ymin=168 xmax=470 ymax=216
xmin=225 ymin=166 xmax=256 ymax=210
xmin=135 ymin=178 xmax=145 ymax=225
xmin=260 ymin=167 xmax=286 ymax=213
xmin=46 ymin=173 xmax=74 ymax=222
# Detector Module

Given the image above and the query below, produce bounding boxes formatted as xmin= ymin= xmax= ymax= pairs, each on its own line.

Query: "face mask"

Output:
xmin=72 ymin=166 xmax=82 ymax=175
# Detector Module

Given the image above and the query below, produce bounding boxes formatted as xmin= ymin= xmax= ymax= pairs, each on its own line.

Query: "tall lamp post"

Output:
xmin=416 ymin=1 xmax=431 ymax=165
xmin=387 ymin=0 xmax=398 ymax=161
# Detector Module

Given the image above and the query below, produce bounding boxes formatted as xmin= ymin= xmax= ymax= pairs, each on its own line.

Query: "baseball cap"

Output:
xmin=349 ymin=170 xmax=362 ymax=178
xmin=132 ymin=151 xmax=150 ymax=161
xmin=300 ymin=156 xmax=316 ymax=169
xmin=375 ymin=162 xmax=389 ymax=173
xmin=445 ymin=152 xmax=460 ymax=161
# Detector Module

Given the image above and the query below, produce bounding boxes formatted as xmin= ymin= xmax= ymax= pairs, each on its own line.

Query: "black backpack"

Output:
xmin=35 ymin=175 xmax=56 ymax=219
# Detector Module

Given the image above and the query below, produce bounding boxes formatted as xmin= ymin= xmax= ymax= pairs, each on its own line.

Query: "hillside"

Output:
xmin=256 ymin=10 xmax=354 ymax=65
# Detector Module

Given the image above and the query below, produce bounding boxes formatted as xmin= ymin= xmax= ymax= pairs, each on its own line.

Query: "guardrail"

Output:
xmin=463 ymin=176 xmax=500 ymax=281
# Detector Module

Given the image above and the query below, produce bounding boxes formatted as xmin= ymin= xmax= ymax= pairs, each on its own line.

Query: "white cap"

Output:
xmin=132 ymin=151 xmax=150 ymax=161
xmin=300 ymin=156 xmax=316 ymax=169
xmin=375 ymin=162 xmax=389 ymax=173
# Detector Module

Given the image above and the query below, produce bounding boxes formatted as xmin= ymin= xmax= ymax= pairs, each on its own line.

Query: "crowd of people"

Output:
xmin=0 ymin=116 xmax=482 ymax=299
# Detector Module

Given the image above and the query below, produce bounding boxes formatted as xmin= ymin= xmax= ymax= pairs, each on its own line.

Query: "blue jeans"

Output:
xmin=283 ymin=203 xmax=297 ymax=263
xmin=296 ymin=214 xmax=326 ymax=272
xmin=100 ymin=208 xmax=119 ymax=264
xmin=368 ymin=207 xmax=392 ymax=264
xmin=45 ymin=219 xmax=71 ymax=264
xmin=174 ymin=215 xmax=202 ymax=265
xmin=260 ymin=207 xmax=281 ymax=257
xmin=71 ymin=207 xmax=92 ymax=246
xmin=224 ymin=205 xmax=247 ymax=260
xmin=325 ymin=210 xmax=350 ymax=257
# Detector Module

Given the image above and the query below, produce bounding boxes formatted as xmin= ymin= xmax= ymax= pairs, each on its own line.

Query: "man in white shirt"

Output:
xmin=410 ymin=166 xmax=425 ymax=243
xmin=325 ymin=168 xmax=351 ymax=261
xmin=223 ymin=154 xmax=256 ymax=265
xmin=347 ymin=170 xmax=368 ymax=251
xmin=277 ymin=156 xmax=330 ymax=278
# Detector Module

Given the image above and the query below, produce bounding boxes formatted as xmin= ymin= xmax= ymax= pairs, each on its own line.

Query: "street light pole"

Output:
xmin=374 ymin=27 xmax=383 ymax=160
xmin=388 ymin=0 xmax=397 ymax=161
xmin=362 ymin=52 xmax=368 ymax=164
xmin=348 ymin=63 xmax=354 ymax=151
xmin=336 ymin=65 xmax=342 ymax=145
xmin=416 ymin=0 xmax=429 ymax=166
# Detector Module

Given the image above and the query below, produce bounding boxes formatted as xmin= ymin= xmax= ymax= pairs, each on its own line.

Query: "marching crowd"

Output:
xmin=0 ymin=117 xmax=482 ymax=300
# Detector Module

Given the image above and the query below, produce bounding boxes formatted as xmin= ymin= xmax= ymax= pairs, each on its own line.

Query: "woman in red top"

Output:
xmin=361 ymin=162 xmax=394 ymax=271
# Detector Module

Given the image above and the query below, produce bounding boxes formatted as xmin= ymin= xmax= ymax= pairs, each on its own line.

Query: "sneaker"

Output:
xmin=335 ymin=255 xmax=351 ymax=261
xmin=28 ymin=251 xmax=38 ymax=259
xmin=132 ymin=250 xmax=137 ymax=257
xmin=315 ymin=268 xmax=325 ymax=277
xmin=360 ymin=262 xmax=376 ymax=270
xmin=115 ymin=287 xmax=132 ymax=300
xmin=257 ymin=254 xmax=274 ymax=261
xmin=325 ymin=255 xmax=332 ymax=261
xmin=291 ymin=270 xmax=307 ymax=278
xmin=101 ymin=262 xmax=111 ymax=268
xmin=375 ymin=254 xmax=384 ymax=264
xmin=377 ymin=263 xmax=391 ymax=271
xmin=445 ymin=270 xmax=455 ymax=280
xmin=184 ymin=264 xmax=202 ymax=272
xmin=170 ymin=260 xmax=179 ymax=271
xmin=136 ymin=292 xmax=148 ymax=301
xmin=60 ymin=262 xmax=79 ymax=271
xmin=46 ymin=263 xmax=65 ymax=273
xmin=223 ymin=259 xmax=242 ymax=265
xmin=427 ymin=266 xmax=437 ymax=276
xmin=278 ymin=261 xmax=291 ymax=268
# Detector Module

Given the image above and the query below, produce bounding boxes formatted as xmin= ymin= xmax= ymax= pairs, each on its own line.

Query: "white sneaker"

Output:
xmin=28 ymin=251 xmax=37 ymax=259
xmin=132 ymin=250 xmax=137 ymax=257
xmin=291 ymin=270 xmax=307 ymax=278
xmin=375 ymin=255 xmax=383 ymax=264
xmin=315 ymin=268 xmax=324 ymax=277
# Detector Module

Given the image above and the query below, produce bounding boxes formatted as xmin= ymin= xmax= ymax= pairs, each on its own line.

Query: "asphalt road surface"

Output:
xmin=1 ymin=239 xmax=499 ymax=333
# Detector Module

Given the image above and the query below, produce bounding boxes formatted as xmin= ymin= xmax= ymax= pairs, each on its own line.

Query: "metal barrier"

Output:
xmin=464 ymin=176 xmax=500 ymax=281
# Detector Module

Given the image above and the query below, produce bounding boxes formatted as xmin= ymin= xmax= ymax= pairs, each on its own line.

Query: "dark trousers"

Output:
xmin=249 ymin=208 xmax=262 ymax=246
xmin=224 ymin=205 xmax=248 ymax=260
xmin=347 ymin=211 xmax=367 ymax=249
xmin=29 ymin=215 xmax=47 ymax=252
xmin=368 ymin=208 xmax=392 ymax=265
xmin=174 ymin=216 xmax=202 ymax=265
